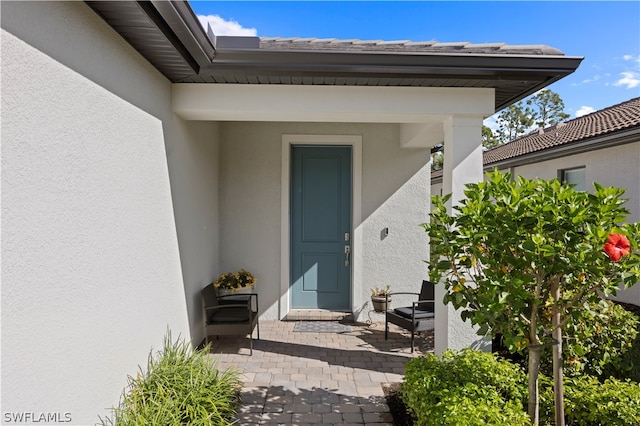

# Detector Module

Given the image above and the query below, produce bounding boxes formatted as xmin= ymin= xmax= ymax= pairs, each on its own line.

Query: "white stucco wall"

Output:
xmin=2 ymin=1 xmax=220 ymax=423
xmin=167 ymin=120 xmax=221 ymax=345
xmin=219 ymin=122 xmax=430 ymax=322
xmin=359 ymin=126 xmax=432 ymax=322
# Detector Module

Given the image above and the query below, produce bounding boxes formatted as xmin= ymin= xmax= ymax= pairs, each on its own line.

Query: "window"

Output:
xmin=560 ymin=167 xmax=586 ymax=191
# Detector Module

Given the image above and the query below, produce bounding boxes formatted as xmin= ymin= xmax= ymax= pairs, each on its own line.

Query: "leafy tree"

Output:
xmin=493 ymin=89 xmax=569 ymax=145
xmin=422 ymin=170 xmax=640 ymax=425
xmin=528 ymin=89 xmax=570 ymax=128
xmin=482 ymin=126 xmax=500 ymax=150
xmin=496 ymin=101 xmax=536 ymax=144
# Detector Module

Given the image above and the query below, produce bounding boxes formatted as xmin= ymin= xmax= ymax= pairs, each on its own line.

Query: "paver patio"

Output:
xmin=208 ymin=320 xmax=434 ymax=425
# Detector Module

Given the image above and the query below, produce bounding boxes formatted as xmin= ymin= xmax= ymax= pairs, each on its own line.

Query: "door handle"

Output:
xmin=344 ymin=245 xmax=351 ymax=267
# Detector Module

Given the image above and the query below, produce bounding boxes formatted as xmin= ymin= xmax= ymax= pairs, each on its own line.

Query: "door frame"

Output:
xmin=280 ymin=134 xmax=362 ymax=319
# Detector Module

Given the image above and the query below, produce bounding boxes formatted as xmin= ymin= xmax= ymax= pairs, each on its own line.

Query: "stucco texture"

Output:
xmin=1 ymin=1 xmax=490 ymax=421
xmin=1 ymin=2 xmax=219 ymax=423
xmin=219 ymin=122 xmax=431 ymax=321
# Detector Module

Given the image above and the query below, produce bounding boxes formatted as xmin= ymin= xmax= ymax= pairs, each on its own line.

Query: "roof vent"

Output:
xmin=207 ymin=23 xmax=260 ymax=49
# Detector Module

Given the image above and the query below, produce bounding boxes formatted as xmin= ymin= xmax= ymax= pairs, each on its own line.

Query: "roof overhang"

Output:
xmin=431 ymin=125 xmax=640 ymax=184
xmin=203 ymin=48 xmax=581 ymax=111
xmin=86 ymin=0 xmax=582 ymax=112
xmin=484 ymin=126 xmax=640 ymax=170
xmin=86 ymin=0 xmax=215 ymax=80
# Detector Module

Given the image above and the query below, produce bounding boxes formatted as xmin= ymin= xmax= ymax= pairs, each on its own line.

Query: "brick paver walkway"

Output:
xmin=209 ymin=320 xmax=433 ymax=425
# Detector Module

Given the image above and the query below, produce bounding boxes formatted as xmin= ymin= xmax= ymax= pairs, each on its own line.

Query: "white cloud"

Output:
xmin=577 ymin=54 xmax=639 ymax=89
xmin=483 ymin=116 xmax=499 ymax=132
xmin=611 ymin=55 xmax=640 ymax=88
xmin=197 ymin=14 xmax=257 ymax=37
xmin=580 ymin=75 xmax=601 ymax=84
xmin=576 ymin=106 xmax=596 ymax=117
xmin=613 ymin=71 xmax=640 ymax=89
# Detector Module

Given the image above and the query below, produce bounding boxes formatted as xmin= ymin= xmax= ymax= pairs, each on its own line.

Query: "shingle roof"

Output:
xmin=259 ymin=37 xmax=564 ymax=56
xmin=484 ymin=97 xmax=640 ymax=165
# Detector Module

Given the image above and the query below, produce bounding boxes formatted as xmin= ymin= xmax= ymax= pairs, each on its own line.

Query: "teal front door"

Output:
xmin=291 ymin=146 xmax=352 ymax=309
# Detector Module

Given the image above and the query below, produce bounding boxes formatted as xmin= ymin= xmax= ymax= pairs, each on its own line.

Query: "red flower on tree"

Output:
xmin=604 ymin=233 xmax=631 ymax=262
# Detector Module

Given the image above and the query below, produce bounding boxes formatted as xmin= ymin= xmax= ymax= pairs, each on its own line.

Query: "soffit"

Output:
xmin=86 ymin=1 xmax=582 ymax=113
xmin=85 ymin=0 xmax=214 ymax=80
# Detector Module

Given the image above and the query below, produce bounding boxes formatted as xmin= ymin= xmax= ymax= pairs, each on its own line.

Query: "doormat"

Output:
xmin=293 ymin=321 xmax=353 ymax=333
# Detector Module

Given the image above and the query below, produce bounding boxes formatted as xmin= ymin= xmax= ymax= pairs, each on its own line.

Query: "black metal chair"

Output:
xmin=385 ymin=280 xmax=435 ymax=353
xmin=202 ymin=283 xmax=259 ymax=355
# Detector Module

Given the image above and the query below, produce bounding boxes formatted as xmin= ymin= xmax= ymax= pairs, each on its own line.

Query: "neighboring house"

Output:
xmin=2 ymin=1 xmax=581 ymax=423
xmin=432 ymin=97 xmax=640 ymax=305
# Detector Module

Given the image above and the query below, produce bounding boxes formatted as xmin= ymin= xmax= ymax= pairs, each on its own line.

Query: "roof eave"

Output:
xmin=149 ymin=0 xmax=216 ymax=66
xmin=205 ymin=47 xmax=582 ymax=111
xmin=431 ymin=126 xmax=640 ymax=184
xmin=484 ymin=126 xmax=640 ymax=170
xmin=493 ymin=72 xmax=569 ymax=111
xmin=85 ymin=0 xmax=215 ymax=79
xmin=86 ymin=0 xmax=582 ymax=113
xmin=208 ymin=47 xmax=582 ymax=78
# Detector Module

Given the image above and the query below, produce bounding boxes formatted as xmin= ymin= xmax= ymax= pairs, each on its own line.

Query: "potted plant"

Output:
xmin=213 ymin=269 xmax=256 ymax=296
xmin=370 ymin=285 xmax=392 ymax=312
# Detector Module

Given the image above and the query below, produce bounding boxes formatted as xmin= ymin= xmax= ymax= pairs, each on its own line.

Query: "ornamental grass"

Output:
xmin=101 ymin=331 xmax=241 ymax=425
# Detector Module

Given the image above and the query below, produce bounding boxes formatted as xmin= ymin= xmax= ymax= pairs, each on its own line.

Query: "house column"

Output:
xmin=435 ymin=115 xmax=489 ymax=354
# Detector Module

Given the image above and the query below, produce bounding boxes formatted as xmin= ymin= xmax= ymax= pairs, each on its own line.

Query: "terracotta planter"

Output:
xmin=371 ymin=296 xmax=391 ymax=312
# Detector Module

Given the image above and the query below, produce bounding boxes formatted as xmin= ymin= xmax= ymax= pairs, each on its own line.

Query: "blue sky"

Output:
xmin=191 ymin=1 xmax=640 ymax=124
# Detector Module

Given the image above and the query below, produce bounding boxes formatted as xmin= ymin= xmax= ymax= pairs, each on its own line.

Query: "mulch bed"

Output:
xmin=382 ymin=382 xmax=414 ymax=426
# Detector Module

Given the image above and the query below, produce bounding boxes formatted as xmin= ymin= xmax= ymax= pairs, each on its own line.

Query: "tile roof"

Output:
xmin=484 ymin=97 xmax=640 ymax=165
xmin=431 ymin=97 xmax=640 ymax=181
xmin=259 ymin=37 xmax=565 ymax=56
xmin=432 ymin=168 xmax=443 ymax=180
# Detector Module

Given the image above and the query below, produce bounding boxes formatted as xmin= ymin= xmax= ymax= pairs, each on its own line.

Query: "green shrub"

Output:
xmin=602 ymin=303 xmax=640 ymax=382
xmin=102 ymin=332 xmax=241 ymax=425
xmin=399 ymin=349 xmax=529 ymax=425
xmin=607 ymin=327 xmax=640 ymax=382
xmin=401 ymin=348 xmax=640 ymax=425
xmin=539 ymin=375 xmax=640 ymax=426
xmin=542 ymin=300 xmax=639 ymax=378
